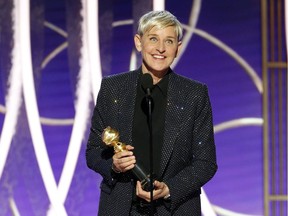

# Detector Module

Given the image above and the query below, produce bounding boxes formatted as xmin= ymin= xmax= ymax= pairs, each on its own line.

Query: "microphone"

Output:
xmin=141 ymin=73 xmax=153 ymax=96
xmin=141 ymin=73 xmax=155 ymax=210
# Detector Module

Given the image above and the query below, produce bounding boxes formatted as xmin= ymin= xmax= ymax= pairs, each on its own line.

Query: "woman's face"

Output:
xmin=134 ymin=26 xmax=182 ymax=77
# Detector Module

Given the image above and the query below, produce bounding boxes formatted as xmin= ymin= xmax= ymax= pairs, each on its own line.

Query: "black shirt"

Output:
xmin=132 ymin=70 xmax=169 ymax=179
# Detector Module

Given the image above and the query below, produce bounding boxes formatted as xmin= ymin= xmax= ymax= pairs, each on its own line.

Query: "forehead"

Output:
xmin=144 ymin=26 xmax=178 ymax=38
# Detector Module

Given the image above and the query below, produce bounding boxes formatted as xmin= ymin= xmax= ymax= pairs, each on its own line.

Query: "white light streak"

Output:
xmin=201 ymin=189 xmax=217 ymax=216
xmin=153 ymin=0 xmax=165 ymax=11
xmin=214 ymin=118 xmax=263 ymax=133
xmin=57 ymin=0 xmax=100 ymax=205
xmin=0 ymin=0 xmax=22 ymax=179
xmin=129 ymin=50 xmax=137 ymax=71
xmin=87 ymin=0 xmax=102 ymax=103
xmin=213 ymin=205 xmax=262 ymax=216
xmin=18 ymin=0 xmax=67 ymax=214
xmin=9 ymin=198 xmax=20 ymax=216
xmin=171 ymin=0 xmax=201 ymax=68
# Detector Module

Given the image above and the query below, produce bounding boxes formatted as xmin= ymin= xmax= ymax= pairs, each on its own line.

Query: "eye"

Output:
xmin=149 ymin=37 xmax=158 ymax=42
xmin=165 ymin=39 xmax=174 ymax=45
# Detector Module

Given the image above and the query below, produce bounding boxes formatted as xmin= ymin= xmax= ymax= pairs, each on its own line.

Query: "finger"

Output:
xmin=125 ymin=145 xmax=134 ymax=150
xmin=136 ymin=181 xmax=151 ymax=202
xmin=114 ymin=156 xmax=136 ymax=172
xmin=153 ymin=180 xmax=162 ymax=188
xmin=121 ymin=163 xmax=135 ymax=171
xmin=114 ymin=150 xmax=134 ymax=158
xmin=115 ymin=155 xmax=135 ymax=163
xmin=136 ymin=181 xmax=146 ymax=197
xmin=152 ymin=188 xmax=164 ymax=199
xmin=113 ymin=151 xmax=135 ymax=165
xmin=136 ymin=181 xmax=141 ymax=195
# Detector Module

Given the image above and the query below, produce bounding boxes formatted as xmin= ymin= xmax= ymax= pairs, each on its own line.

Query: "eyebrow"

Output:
xmin=147 ymin=34 xmax=177 ymax=39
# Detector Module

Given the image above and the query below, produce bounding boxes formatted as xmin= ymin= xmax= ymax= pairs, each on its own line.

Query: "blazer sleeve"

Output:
xmin=85 ymin=78 xmax=116 ymax=186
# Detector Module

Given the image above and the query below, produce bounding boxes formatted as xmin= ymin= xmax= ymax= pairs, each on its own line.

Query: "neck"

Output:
xmin=151 ymin=76 xmax=163 ymax=84
xmin=142 ymin=69 xmax=168 ymax=85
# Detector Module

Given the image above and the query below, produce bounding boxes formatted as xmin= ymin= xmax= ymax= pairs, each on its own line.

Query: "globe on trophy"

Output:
xmin=102 ymin=126 xmax=153 ymax=191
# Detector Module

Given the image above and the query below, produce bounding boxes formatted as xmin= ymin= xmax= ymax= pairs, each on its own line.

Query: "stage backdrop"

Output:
xmin=0 ymin=0 xmax=277 ymax=215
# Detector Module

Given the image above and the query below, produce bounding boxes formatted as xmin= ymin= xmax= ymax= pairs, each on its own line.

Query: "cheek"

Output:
xmin=169 ymin=48 xmax=179 ymax=57
xmin=141 ymin=43 xmax=154 ymax=52
xmin=142 ymin=47 xmax=149 ymax=53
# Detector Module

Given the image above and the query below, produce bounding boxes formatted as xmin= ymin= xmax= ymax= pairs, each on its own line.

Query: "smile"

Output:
xmin=152 ymin=54 xmax=165 ymax=59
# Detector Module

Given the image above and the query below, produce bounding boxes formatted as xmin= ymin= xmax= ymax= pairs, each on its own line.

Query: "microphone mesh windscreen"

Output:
xmin=141 ymin=73 xmax=153 ymax=90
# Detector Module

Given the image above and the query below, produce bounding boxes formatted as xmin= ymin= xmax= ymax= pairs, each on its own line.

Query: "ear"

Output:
xmin=175 ymin=41 xmax=182 ymax=58
xmin=134 ymin=34 xmax=142 ymax=52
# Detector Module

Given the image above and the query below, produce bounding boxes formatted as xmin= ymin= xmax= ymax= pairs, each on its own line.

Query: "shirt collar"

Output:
xmin=139 ymin=67 xmax=171 ymax=97
xmin=155 ymin=69 xmax=170 ymax=97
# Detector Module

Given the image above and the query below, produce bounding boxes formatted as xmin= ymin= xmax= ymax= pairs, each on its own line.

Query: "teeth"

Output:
xmin=153 ymin=55 xmax=164 ymax=59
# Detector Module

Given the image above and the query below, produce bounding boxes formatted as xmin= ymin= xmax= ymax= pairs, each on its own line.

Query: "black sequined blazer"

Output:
xmin=86 ymin=68 xmax=217 ymax=216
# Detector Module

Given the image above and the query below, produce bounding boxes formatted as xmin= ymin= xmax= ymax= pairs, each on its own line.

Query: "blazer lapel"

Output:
xmin=159 ymin=73 xmax=186 ymax=177
xmin=117 ymin=69 xmax=140 ymax=144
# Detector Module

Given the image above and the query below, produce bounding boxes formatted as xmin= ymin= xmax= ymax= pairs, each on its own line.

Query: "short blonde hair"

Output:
xmin=137 ymin=10 xmax=183 ymax=41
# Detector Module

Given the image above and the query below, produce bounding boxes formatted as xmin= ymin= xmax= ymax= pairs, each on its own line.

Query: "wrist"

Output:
xmin=111 ymin=164 xmax=121 ymax=173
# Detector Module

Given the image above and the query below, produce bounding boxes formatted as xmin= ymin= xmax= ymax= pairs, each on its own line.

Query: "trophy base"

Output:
xmin=140 ymin=176 xmax=154 ymax=191
xmin=133 ymin=164 xmax=154 ymax=191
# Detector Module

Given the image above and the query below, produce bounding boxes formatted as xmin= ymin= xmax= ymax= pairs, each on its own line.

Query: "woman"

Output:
xmin=86 ymin=10 xmax=217 ymax=215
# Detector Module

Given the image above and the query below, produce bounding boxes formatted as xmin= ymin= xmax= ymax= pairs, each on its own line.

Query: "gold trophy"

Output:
xmin=102 ymin=126 xmax=152 ymax=191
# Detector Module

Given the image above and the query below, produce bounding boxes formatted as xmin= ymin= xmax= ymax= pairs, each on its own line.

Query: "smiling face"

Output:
xmin=134 ymin=26 xmax=182 ymax=79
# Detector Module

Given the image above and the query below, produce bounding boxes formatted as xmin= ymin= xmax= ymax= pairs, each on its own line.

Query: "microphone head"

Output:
xmin=141 ymin=73 xmax=153 ymax=90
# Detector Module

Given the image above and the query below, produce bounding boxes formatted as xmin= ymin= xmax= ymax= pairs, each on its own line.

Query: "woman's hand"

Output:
xmin=135 ymin=180 xmax=170 ymax=202
xmin=112 ymin=145 xmax=136 ymax=173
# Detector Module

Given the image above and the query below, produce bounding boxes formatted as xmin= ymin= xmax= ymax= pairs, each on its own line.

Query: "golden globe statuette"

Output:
xmin=102 ymin=126 xmax=153 ymax=191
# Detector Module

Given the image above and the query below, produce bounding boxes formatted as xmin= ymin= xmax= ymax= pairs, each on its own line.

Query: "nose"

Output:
xmin=156 ymin=41 xmax=165 ymax=53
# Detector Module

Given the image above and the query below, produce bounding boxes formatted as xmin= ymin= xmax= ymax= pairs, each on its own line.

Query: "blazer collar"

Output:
xmin=117 ymin=68 xmax=141 ymax=144
xmin=159 ymin=72 xmax=186 ymax=177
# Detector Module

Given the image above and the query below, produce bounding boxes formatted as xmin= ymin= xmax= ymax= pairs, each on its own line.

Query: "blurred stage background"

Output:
xmin=0 ymin=0 xmax=287 ymax=215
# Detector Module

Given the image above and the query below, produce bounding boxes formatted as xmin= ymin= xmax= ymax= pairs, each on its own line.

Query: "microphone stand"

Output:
xmin=146 ymin=89 xmax=154 ymax=216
